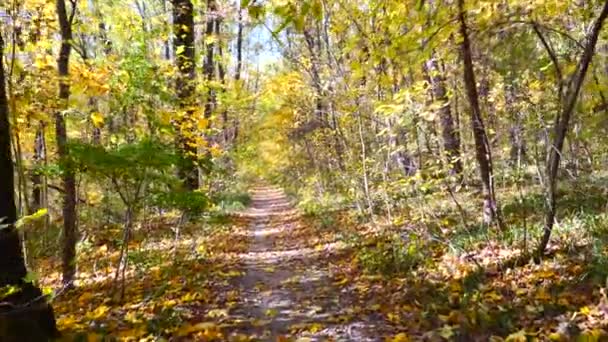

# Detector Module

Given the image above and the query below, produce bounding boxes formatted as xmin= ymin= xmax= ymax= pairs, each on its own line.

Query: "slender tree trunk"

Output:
xmin=231 ymin=3 xmax=244 ymax=145
xmin=56 ymin=0 xmax=78 ymax=287
xmin=203 ymin=0 xmax=217 ymax=120
xmin=458 ymin=0 xmax=503 ymax=229
xmin=390 ymin=121 xmax=416 ymax=176
xmin=163 ymin=0 xmax=172 ymax=60
xmin=215 ymin=16 xmax=230 ymax=144
xmin=31 ymin=123 xmax=45 ymax=212
xmin=7 ymin=18 xmax=29 ymax=217
xmin=356 ymin=107 xmax=374 ymax=217
xmin=303 ymin=29 xmax=326 ymax=123
xmin=172 ymin=0 xmax=198 ymax=189
xmin=0 ymin=32 xmax=59 ymax=342
xmin=426 ymin=55 xmax=462 ymax=176
xmin=505 ymin=81 xmax=526 ymax=166
xmin=538 ymin=0 xmax=608 ymax=257
xmin=235 ymin=4 xmax=243 ymax=82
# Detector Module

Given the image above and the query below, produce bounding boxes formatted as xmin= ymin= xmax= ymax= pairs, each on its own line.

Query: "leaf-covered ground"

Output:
xmin=218 ymin=186 xmax=388 ymax=340
xmin=40 ymin=185 xmax=608 ymax=341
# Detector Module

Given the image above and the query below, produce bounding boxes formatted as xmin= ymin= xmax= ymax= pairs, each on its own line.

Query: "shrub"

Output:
xmin=357 ymin=233 xmax=425 ymax=276
xmin=212 ymin=191 xmax=251 ymax=212
xmin=585 ymin=214 xmax=608 ymax=281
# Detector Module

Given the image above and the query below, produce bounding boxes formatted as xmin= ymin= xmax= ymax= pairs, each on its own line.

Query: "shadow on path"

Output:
xmin=225 ymin=185 xmax=387 ymax=341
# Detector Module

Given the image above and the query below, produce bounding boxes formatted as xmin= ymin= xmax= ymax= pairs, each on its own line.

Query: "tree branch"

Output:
xmin=532 ymin=21 xmax=563 ymax=102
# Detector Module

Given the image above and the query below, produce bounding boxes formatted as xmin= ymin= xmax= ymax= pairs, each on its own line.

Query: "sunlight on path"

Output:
xmin=224 ymin=185 xmax=383 ymax=341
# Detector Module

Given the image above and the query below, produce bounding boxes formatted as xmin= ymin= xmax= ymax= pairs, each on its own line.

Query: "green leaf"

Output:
xmin=24 ymin=271 xmax=39 ymax=284
xmin=15 ymin=208 xmax=48 ymax=229
xmin=248 ymin=4 xmax=265 ymax=20
xmin=311 ymin=0 xmax=323 ymax=19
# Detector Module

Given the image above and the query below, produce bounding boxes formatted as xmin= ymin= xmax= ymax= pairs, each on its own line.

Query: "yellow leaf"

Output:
xmin=579 ymin=329 xmax=604 ymax=342
xmin=209 ymin=145 xmax=223 ymax=157
xmin=387 ymin=332 xmax=410 ymax=342
xmin=86 ymin=333 xmax=103 ymax=342
xmin=333 ymin=277 xmax=348 ymax=286
xmin=505 ymin=329 xmax=527 ymax=342
xmin=87 ymin=305 xmax=109 ymax=320
xmin=438 ymin=325 xmax=455 ymax=339
xmin=78 ymin=292 xmax=94 ymax=304
xmin=117 ymin=326 xmax=147 ymax=338
xmin=197 ymin=117 xmax=209 ymax=130
xmin=207 ymin=308 xmax=228 ymax=318
xmin=163 ymin=299 xmax=177 ymax=308
xmin=548 ymin=332 xmax=565 ymax=341
xmin=180 ymin=292 xmax=200 ymax=303
xmin=265 ymin=308 xmax=278 ymax=317
xmin=90 ymin=112 xmax=104 ymax=128
xmin=309 ymin=323 xmax=324 ymax=333
xmin=176 ymin=321 xmax=218 ymax=337
xmin=205 ymin=35 xmax=218 ymax=45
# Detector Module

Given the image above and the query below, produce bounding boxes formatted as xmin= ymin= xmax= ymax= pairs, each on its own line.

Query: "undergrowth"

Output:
xmin=356 ymin=233 xmax=427 ymax=276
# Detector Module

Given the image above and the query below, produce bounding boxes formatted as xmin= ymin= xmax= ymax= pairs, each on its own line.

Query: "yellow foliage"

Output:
xmin=387 ymin=332 xmax=410 ymax=342
xmin=90 ymin=112 xmax=105 ymax=128
xmin=176 ymin=322 xmax=222 ymax=338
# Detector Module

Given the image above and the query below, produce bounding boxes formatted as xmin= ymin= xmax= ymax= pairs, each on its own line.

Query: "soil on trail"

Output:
xmin=225 ymin=185 xmax=387 ymax=341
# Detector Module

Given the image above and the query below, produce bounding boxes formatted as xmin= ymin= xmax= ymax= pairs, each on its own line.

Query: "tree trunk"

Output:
xmin=231 ymin=3 xmax=244 ymax=145
xmin=235 ymin=4 xmax=243 ymax=82
xmin=203 ymin=0 xmax=217 ymax=120
xmin=0 ymin=31 xmax=59 ymax=342
xmin=426 ymin=55 xmax=462 ymax=176
xmin=172 ymin=0 xmax=198 ymax=189
xmin=538 ymin=0 xmax=608 ymax=257
xmin=215 ymin=16 xmax=230 ymax=145
xmin=31 ymin=123 xmax=45 ymax=212
xmin=163 ymin=0 xmax=172 ymax=60
xmin=56 ymin=0 xmax=78 ymax=287
xmin=505 ymin=81 xmax=526 ymax=166
xmin=303 ymin=29 xmax=327 ymax=123
xmin=458 ymin=0 xmax=503 ymax=228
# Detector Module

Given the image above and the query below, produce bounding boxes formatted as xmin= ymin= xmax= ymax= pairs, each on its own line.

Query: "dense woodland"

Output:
xmin=2 ymin=0 xmax=608 ymax=340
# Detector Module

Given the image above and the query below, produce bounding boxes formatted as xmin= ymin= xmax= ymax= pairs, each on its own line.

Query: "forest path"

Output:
xmin=224 ymin=185 xmax=384 ymax=341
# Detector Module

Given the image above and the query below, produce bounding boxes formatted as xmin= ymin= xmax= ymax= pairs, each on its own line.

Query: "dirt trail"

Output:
xmin=226 ymin=185 xmax=385 ymax=341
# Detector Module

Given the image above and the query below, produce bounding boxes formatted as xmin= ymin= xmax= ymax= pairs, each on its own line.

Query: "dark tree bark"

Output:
xmin=31 ymin=123 xmax=45 ymax=212
xmin=215 ymin=15 xmax=230 ymax=144
xmin=98 ymin=22 xmax=112 ymax=55
xmin=393 ymin=124 xmax=417 ymax=176
xmin=0 ymin=31 xmax=59 ymax=342
xmin=203 ymin=0 xmax=217 ymax=120
xmin=232 ymin=4 xmax=244 ymax=143
xmin=303 ymin=28 xmax=327 ymax=123
xmin=235 ymin=4 xmax=244 ymax=82
xmin=426 ymin=55 xmax=462 ymax=176
xmin=172 ymin=0 xmax=198 ymax=189
xmin=458 ymin=0 xmax=503 ymax=228
xmin=538 ymin=0 xmax=608 ymax=257
xmin=163 ymin=0 xmax=172 ymax=60
xmin=56 ymin=0 xmax=78 ymax=287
